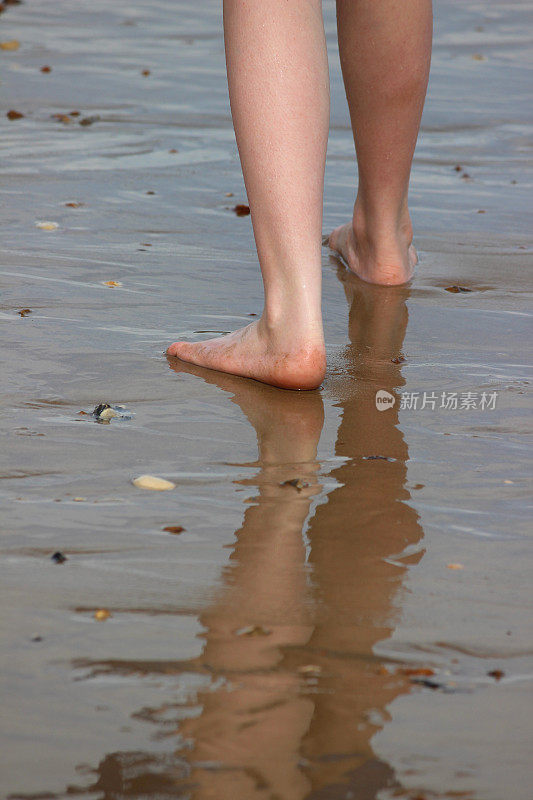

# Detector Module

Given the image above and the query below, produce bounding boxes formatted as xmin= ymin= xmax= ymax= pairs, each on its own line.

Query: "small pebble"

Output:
xmin=445 ymin=285 xmax=472 ymax=293
xmin=93 ymin=403 xmax=116 ymax=420
xmin=132 ymin=475 xmax=176 ymax=491
xmin=102 ymin=280 xmax=122 ymax=288
xmin=0 ymin=39 xmax=20 ymax=50
xmin=280 ymin=478 xmax=309 ymax=491
xmin=18 ymin=308 xmax=32 ymax=317
xmin=163 ymin=525 xmax=185 ymax=534
xmin=233 ymin=204 xmax=250 ymax=216
xmin=51 ymin=551 xmax=67 ymax=564
xmin=94 ymin=608 xmax=111 ymax=622
xmin=446 ymin=563 xmax=464 ymax=570
xmin=79 ymin=116 xmax=99 ymax=127
xmin=92 ymin=403 xmax=132 ymax=423
xmin=7 ymin=109 xmax=24 ymax=120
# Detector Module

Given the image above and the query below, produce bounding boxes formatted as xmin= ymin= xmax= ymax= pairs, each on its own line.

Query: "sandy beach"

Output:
xmin=1 ymin=1 xmax=532 ymax=798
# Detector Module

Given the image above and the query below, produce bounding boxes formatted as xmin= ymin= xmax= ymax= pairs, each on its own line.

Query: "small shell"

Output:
xmin=235 ymin=624 xmax=271 ymax=637
xmin=0 ymin=40 xmax=20 ymax=51
xmin=98 ymin=407 xmax=118 ymax=421
xmin=132 ymin=474 xmax=176 ymax=491
xmin=298 ymin=664 xmax=322 ymax=676
xmin=36 ymin=221 xmax=59 ymax=231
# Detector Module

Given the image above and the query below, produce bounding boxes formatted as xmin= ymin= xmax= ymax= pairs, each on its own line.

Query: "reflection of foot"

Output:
xmin=167 ymin=318 xmax=326 ymax=391
xmin=327 ymin=216 xmax=418 ymax=286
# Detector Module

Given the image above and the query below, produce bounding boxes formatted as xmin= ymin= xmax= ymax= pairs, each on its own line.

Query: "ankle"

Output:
xmin=262 ymin=296 xmax=323 ymax=343
xmin=352 ymin=200 xmax=413 ymax=257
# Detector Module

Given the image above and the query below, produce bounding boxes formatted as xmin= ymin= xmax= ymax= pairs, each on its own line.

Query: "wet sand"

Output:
xmin=1 ymin=1 xmax=532 ymax=798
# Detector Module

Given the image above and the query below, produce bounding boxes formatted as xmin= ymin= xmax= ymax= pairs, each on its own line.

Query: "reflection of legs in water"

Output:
xmin=168 ymin=0 xmax=329 ymax=390
xmin=328 ymin=0 xmax=432 ymax=285
xmin=166 ymin=268 xmax=424 ymax=798
xmin=300 ymin=272 xmax=425 ymax=796
xmin=169 ymin=364 xmax=324 ymax=799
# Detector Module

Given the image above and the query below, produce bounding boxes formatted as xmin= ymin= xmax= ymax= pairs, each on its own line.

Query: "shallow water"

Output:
xmin=1 ymin=1 xmax=532 ymax=798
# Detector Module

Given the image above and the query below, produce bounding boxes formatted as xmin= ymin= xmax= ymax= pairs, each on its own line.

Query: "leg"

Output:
xmin=168 ymin=0 xmax=329 ymax=390
xmin=328 ymin=0 xmax=432 ymax=285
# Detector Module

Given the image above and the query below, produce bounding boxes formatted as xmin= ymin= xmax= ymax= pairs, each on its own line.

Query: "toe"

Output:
xmin=167 ymin=341 xmax=189 ymax=359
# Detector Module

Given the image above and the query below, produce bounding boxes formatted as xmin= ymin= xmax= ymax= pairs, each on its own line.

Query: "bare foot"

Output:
xmin=327 ymin=218 xmax=418 ymax=286
xmin=167 ymin=318 xmax=326 ymax=391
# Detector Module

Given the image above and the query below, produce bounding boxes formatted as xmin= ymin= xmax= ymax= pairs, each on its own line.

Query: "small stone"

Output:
xmin=445 ymin=285 xmax=473 ymax=293
xmin=472 ymin=53 xmax=486 ymax=61
xmin=93 ymin=403 xmax=113 ymax=419
xmin=141 ymin=69 xmax=150 ymax=76
xmin=233 ymin=204 xmax=250 ymax=216
xmin=7 ymin=109 xmax=24 ymax=120
xmin=31 ymin=636 xmax=43 ymax=642
xmin=488 ymin=669 xmax=505 ymax=681
xmin=163 ymin=525 xmax=185 ymax=534
xmin=51 ymin=551 xmax=67 ymax=564
xmin=92 ymin=403 xmax=132 ymax=423
xmin=132 ymin=475 xmax=176 ymax=491
xmin=40 ymin=65 xmax=51 ymax=73
xmin=18 ymin=308 xmax=32 ymax=317
xmin=446 ymin=563 xmax=464 ymax=570
xmin=0 ymin=39 xmax=20 ymax=50
xmin=94 ymin=608 xmax=111 ymax=621
xmin=225 ymin=192 xmax=234 ymax=197
xmin=73 ymin=497 xmax=86 ymax=502
xmin=280 ymin=478 xmax=309 ymax=491
xmin=79 ymin=115 xmax=99 ymax=126
xmin=391 ymin=355 xmax=406 ymax=364
xmin=65 ymin=201 xmax=83 ymax=208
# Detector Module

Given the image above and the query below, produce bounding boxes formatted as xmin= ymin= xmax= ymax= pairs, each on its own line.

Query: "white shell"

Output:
xmin=132 ymin=474 xmax=176 ymax=491
xmin=98 ymin=407 xmax=118 ymax=420
xmin=36 ymin=221 xmax=59 ymax=230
